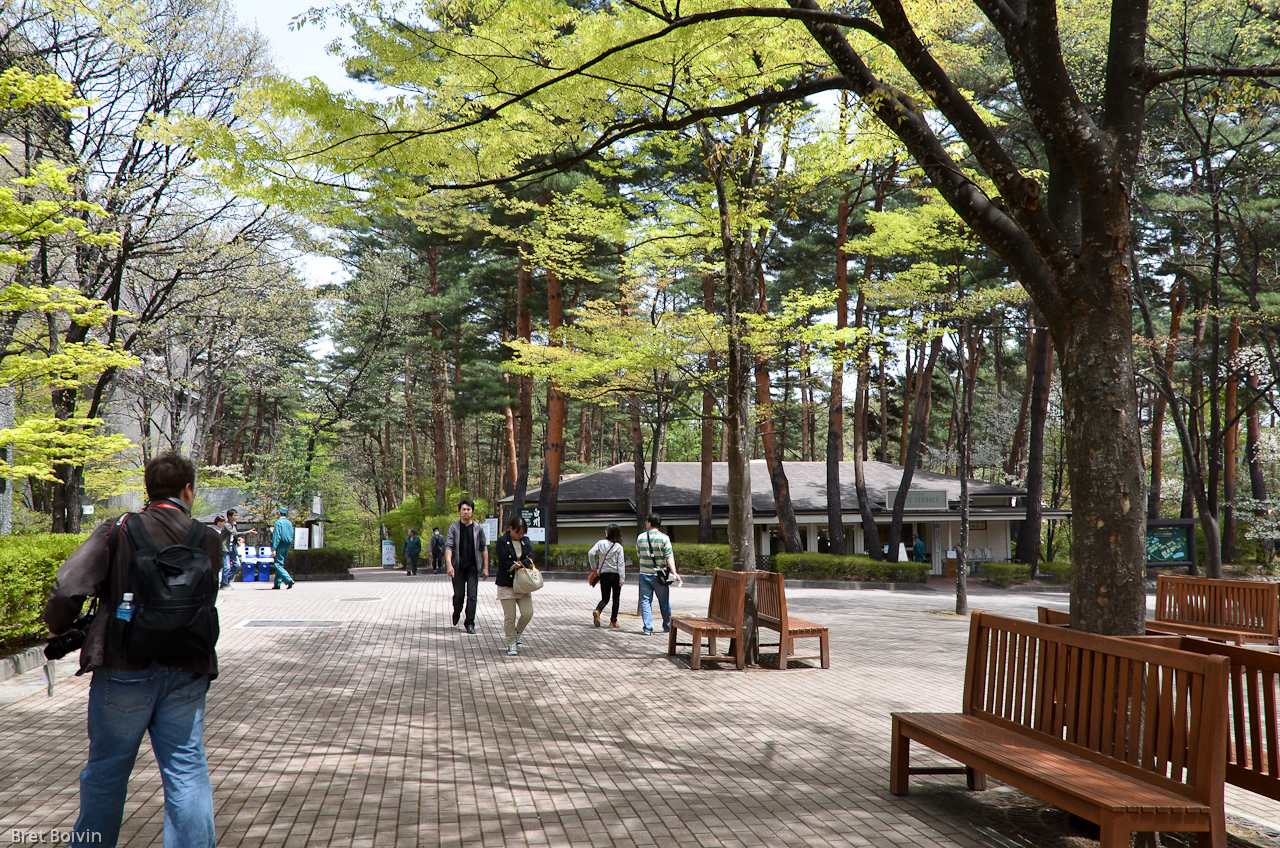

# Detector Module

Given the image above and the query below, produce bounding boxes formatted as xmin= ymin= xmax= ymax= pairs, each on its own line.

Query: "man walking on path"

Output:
xmin=446 ymin=499 xmax=488 ymax=633
xmin=403 ymin=528 xmax=422 ymax=575
xmin=430 ymin=527 xmax=445 ymax=573
xmin=43 ymin=452 xmax=224 ymax=848
xmin=214 ymin=515 xmax=233 ymax=587
xmin=636 ymin=512 xmax=680 ymax=635
xmin=271 ymin=507 xmax=295 ymax=589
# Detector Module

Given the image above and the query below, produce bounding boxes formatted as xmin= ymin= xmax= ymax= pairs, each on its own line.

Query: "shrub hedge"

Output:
xmin=285 ymin=547 xmax=357 ymax=575
xmin=1039 ymin=561 xmax=1071 ymax=583
xmin=772 ymin=552 xmax=929 ymax=583
xmin=0 ymin=533 xmax=89 ymax=651
xmin=982 ymin=563 xmax=1033 ymax=588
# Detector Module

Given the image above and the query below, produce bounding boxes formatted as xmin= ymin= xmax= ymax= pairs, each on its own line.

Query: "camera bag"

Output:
xmin=110 ymin=514 xmax=219 ymax=663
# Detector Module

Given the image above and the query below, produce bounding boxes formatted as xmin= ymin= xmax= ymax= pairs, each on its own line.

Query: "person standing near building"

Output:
xmin=43 ymin=452 xmax=224 ymax=848
xmin=912 ymin=534 xmax=927 ymax=564
xmin=270 ymin=506 xmax=296 ymax=590
xmin=636 ymin=512 xmax=679 ymax=635
xmin=429 ymin=527 xmax=445 ymax=573
xmin=403 ymin=528 xmax=422 ymax=575
xmin=445 ymin=498 xmax=488 ymax=633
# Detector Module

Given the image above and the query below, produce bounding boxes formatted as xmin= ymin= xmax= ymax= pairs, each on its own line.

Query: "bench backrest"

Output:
xmin=707 ymin=568 xmax=747 ymax=626
xmin=1155 ymin=574 xmax=1280 ymax=637
xmin=1175 ymin=637 xmax=1280 ymax=801
xmin=965 ymin=611 xmax=1228 ymax=804
xmin=754 ymin=571 xmax=787 ymax=628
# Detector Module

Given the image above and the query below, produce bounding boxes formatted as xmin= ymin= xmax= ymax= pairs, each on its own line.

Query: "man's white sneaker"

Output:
xmin=507 ymin=644 xmax=519 ymax=656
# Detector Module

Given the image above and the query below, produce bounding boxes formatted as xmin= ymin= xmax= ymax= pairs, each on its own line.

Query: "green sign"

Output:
xmin=1147 ymin=526 xmax=1192 ymax=563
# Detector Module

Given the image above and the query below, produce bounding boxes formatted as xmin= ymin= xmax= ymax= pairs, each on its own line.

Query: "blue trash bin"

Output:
xmin=258 ymin=546 xmax=274 ymax=582
xmin=240 ymin=549 xmax=257 ymax=582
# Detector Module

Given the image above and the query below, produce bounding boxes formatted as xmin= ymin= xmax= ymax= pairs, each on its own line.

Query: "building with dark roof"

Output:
xmin=517 ymin=460 xmax=1067 ymax=572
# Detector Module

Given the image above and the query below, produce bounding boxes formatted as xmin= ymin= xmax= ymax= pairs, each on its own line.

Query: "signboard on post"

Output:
xmin=295 ymin=527 xmax=309 ymax=551
xmin=381 ymin=539 xmax=396 ymax=568
xmin=521 ymin=507 xmax=546 ymax=542
xmin=485 ymin=517 xmax=499 ymax=546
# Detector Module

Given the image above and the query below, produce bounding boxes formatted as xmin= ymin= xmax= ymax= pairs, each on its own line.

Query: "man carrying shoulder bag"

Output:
xmin=44 ymin=452 xmax=225 ymax=848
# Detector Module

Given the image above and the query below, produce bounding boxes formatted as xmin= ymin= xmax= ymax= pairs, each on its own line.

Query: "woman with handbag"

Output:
xmin=495 ymin=516 xmax=537 ymax=656
xmin=587 ymin=524 xmax=626 ymax=628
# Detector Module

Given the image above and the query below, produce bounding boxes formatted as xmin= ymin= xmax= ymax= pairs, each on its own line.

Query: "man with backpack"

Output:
xmin=43 ymin=452 xmax=224 ymax=848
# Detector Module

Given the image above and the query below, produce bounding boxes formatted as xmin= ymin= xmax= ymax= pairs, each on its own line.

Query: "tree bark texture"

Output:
xmin=885 ymin=335 xmax=941 ymax=561
xmin=1016 ymin=324 xmax=1052 ymax=566
xmin=826 ymin=193 xmax=849 ymax=556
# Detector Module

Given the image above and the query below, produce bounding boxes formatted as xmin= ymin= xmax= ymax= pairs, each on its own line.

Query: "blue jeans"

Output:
xmin=219 ymin=553 xmax=234 ymax=587
xmin=639 ymin=573 xmax=671 ymax=631
xmin=272 ymin=544 xmax=294 ymax=587
xmin=74 ymin=666 xmax=215 ymax=848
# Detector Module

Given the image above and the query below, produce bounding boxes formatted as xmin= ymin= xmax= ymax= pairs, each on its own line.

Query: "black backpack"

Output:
xmin=109 ymin=513 xmax=219 ymax=663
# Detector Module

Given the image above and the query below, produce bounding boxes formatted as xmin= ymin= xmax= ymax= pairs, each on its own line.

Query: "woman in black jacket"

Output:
xmin=495 ymin=517 xmax=535 ymax=655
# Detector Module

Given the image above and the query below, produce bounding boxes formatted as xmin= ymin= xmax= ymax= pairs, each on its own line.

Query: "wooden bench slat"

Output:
xmin=753 ymin=571 xmax=829 ymax=669
xmin=668 ymin=568 xmax=748 ymax=670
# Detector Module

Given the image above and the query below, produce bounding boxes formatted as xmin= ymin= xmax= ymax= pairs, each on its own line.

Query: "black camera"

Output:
xmin=45 ymin=612 xmax=95 ymax=661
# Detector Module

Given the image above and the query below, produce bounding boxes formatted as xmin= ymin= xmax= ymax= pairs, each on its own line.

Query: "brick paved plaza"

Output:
xmin=4 ymin=573 xmax=1280 ymax=848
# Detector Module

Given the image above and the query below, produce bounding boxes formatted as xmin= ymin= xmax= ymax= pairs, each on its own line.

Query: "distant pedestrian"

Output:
xmin=588 ymin=524 xmax=625 ymax=628
xmin=403 ymin=529 xmax=422 ymax=575
xmin=270 ymin=507 xmax=295 ymax=589
xmin=913 ymin=534 xmax=927 ymax=564
xmin=429 ymin=527 xmax=445 ymax=573
xmin=636 ymin=512 xmax=679 ymax=635
xmin=213 ymin=515 xmax=233 ymax=588
xmin=445 ymin=498 xmax=488 ymax=633
xmin=495 ymin=516 xmax=536 ymax=655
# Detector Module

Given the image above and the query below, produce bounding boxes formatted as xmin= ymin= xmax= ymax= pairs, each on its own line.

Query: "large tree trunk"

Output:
xmin=699 ymin=269 xmax=717 ymax=544
xmin=631 ymin=395 xmax=646 ymax=536
xmin=755 ymin=357 xmax=802 ymax=552
xmin=429 ymin=247 xmax=449 ymax=509
xmin=1222 ymin=315 xmax=1240 ymax=563
xmin=1148 ymin=281 xmax=1186 ymax=518
xmin=826 ymin=193 xmax=849 ymax=556
xmin=543 ymin=263 xmax=565 ymax=543
xmin=1016 ymin=324 xmax=1052 ymax=567
xmin=1004 ymin=313 xmax=1035 ymax=478
xmin=885 ymin=335 xmax=941 ymax=561
xmin=509 ymin=245 xmax=535 ymax=525
xmin=852 ymin=290 xmax=880 ymax=559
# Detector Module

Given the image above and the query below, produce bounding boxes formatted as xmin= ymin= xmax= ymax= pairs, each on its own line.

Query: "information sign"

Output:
xmin=521 ymin=507 xmax=546 ymax=542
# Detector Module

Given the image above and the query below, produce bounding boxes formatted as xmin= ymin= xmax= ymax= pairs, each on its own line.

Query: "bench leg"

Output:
xmin=734 ymin=633 xmax=745 ymax=670
xmin=668 ymin=626 xmax=677 ymax=656
xmin=965 ymin=767 xmax=986 ymax=791
xmin=890 ymin=717 xmax=909 ymax=795
xmin=690 ymin=631 xmax=703 ymax=670
xmin=1097 ymin=817 xmax=1130 ymax=848
xmin=819 ymin=631 xmax=830 ymax=669
xmin=708 ymin=635 xmax=717 ymax=658
xmin=1198 ymin=810 xmax=1227 ymax=848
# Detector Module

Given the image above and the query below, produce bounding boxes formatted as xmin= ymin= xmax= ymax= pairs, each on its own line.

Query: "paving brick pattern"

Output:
xmin=3 ymin=574 xmax=1280 ymax=847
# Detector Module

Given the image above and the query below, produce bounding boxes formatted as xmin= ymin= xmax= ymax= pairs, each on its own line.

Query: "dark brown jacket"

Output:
xmin=43 ymin=504 xmax=224 ymax=678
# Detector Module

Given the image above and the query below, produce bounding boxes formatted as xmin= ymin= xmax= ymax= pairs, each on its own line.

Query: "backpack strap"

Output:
xmin=183 ymin=519 xmax=206 ymax=547
xmin=123 ymin=512 xmax=158 ymax=554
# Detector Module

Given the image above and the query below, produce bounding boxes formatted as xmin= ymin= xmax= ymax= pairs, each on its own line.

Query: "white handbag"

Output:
xmin=512 ymin=564 xmax=545 ymax=594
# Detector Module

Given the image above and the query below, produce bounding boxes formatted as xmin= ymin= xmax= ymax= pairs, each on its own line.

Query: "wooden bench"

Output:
xmin=1038 ymin=605 xmax=1280 ymax=805
xmin=668 ymin=568 xmax=748 ymax=670
xmin=891 ymin=611 xmax=1229 ymax=848
xmin=1152 ymin=574 xmax=1280 ymax=645
xmin=754 ymin=571 xmax=829 ymax=669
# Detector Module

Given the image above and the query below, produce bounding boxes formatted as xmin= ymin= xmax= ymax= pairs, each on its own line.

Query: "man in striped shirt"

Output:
xmin=635 ymin=512 xmax=680 ymax=635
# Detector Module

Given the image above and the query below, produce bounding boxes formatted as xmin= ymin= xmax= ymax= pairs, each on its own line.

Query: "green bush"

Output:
xmin=286 ymin=547 xmax=356 ymax=575
xmin=772 ymin=552 xmax=929 ymax=583
xmin=983 ymin=563 xmax=1033 ymax=588
xmin=1039 ymin=561 xmax=1071 ymax=583
xmin=0 ymin=533 xmax=90 ymax=650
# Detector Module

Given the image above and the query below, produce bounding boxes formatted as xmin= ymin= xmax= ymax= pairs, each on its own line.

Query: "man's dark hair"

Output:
xmin=227 ymin=509 xmax=237 ymax=518
xmin=433 ymin=527 xmax=440 ymax=533
xmin=407 ymin=528 xmax=416 ymax=535
xmin=145 ymin=452 xmax=196 ymax=501
xmin=508 ymin=516 xmax=528 ymax=531
xmin=647 ymin=512 xmax=662 ymax=529
xmin=458 ymin=497 xmax=474 ymax=511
